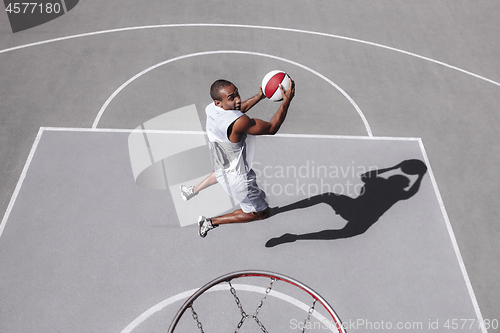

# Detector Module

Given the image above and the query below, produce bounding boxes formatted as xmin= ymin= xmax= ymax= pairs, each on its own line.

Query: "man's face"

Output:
xmin=215 ymin=84 xmax=241 ymax=111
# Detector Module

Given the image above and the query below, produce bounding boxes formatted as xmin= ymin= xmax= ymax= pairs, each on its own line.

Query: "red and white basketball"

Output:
xmin=261 ymin=70 xmax=291 ymax=101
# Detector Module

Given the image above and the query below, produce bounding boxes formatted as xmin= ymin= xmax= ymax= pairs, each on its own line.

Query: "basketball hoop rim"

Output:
xmin=167 ymin=270 xmax=346 ymax=333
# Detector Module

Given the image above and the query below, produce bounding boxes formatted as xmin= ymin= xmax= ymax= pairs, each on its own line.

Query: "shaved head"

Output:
xmin=210 ymin=79 xmax=234 ymax=101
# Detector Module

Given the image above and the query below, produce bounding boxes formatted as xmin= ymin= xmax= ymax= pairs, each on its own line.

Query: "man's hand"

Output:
xmin=258 ymin=85 xmax=265 ymax=101
xmin=279 ymin=78 xmax=295 ymax=103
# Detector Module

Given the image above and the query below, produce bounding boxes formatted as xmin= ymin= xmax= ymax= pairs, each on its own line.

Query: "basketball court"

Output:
xmin=0 ymin=1 xmax=499 ymax=332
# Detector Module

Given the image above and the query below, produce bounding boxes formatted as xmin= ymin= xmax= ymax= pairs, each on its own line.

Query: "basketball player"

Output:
xmin=180 ymin=77 xmax=295 ymax=237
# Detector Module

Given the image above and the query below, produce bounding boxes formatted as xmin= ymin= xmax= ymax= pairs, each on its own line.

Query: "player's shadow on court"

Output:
xmin=265 ymin=159 xmax=427 ymax=247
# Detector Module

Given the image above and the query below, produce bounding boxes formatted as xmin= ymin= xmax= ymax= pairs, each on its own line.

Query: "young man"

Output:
xmin=180 ymin=77 xmax=295 ymax=237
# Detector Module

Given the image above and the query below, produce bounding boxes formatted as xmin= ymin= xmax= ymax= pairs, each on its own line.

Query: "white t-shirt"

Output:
xmin=205 ymin=102 xmax=255 ymax=177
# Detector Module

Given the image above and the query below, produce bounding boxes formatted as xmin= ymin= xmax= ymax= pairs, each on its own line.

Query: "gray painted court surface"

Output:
xmin=0 ymin=1 xmax=499 ymax=332
xmin=0 ymin=129 xmax=482 ymax=332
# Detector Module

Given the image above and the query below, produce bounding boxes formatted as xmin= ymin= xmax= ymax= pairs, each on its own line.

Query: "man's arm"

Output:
xmin=240 ymin=86 xmax=265 ymax=113
xmin=230 ymin=79 xmax=295 ymax=143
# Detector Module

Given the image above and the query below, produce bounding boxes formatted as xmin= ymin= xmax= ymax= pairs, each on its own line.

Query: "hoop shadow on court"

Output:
xmin=266 ymin=159 xmax=427 ymax=247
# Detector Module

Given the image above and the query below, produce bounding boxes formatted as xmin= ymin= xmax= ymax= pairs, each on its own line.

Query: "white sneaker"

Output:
xmin=198 ymin=216 xmax=215 ymax=238
xmin=180 ymin=185 xmax=197 ymax=201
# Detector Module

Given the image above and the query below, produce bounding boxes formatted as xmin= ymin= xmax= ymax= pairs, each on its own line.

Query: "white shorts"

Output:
xmin=216 ymin=169 xmax=268 ymax=213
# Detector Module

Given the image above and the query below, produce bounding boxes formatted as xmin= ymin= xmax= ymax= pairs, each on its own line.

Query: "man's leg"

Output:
xmin=198 ymin=170 xmax=268 ymax=237
xmin=212 ymin=207 xmax=270 ymax=225
xmin=198 ymin=207 xmax=269 ymax=238
xmin=194 ymin=171 xmax=218 ymax=193
xmin=181 ymin=171 xmax=218 ymax=201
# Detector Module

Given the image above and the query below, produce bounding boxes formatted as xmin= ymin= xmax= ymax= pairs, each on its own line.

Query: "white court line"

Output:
xmin=33 ymin=126 xmax=424 ymax=142
xmin=0 ymin=23 xmax=499 ymax=88
xmin=120 ymin=283 xmax=337 ymax=333
xmin=275 ymin=132 xmax=420 ymax=141
xmin=0 ymin=128 xmax=44 ymax=239
xmin=39 ymin=126 xmax=421 ymax=141
xmin=60 ymin=0 xmax=68 ymax=13
xmin=417 ymin=138 xmax=487 ymax=333
xmin=91 ymin=50 xmax=372 ymax=136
